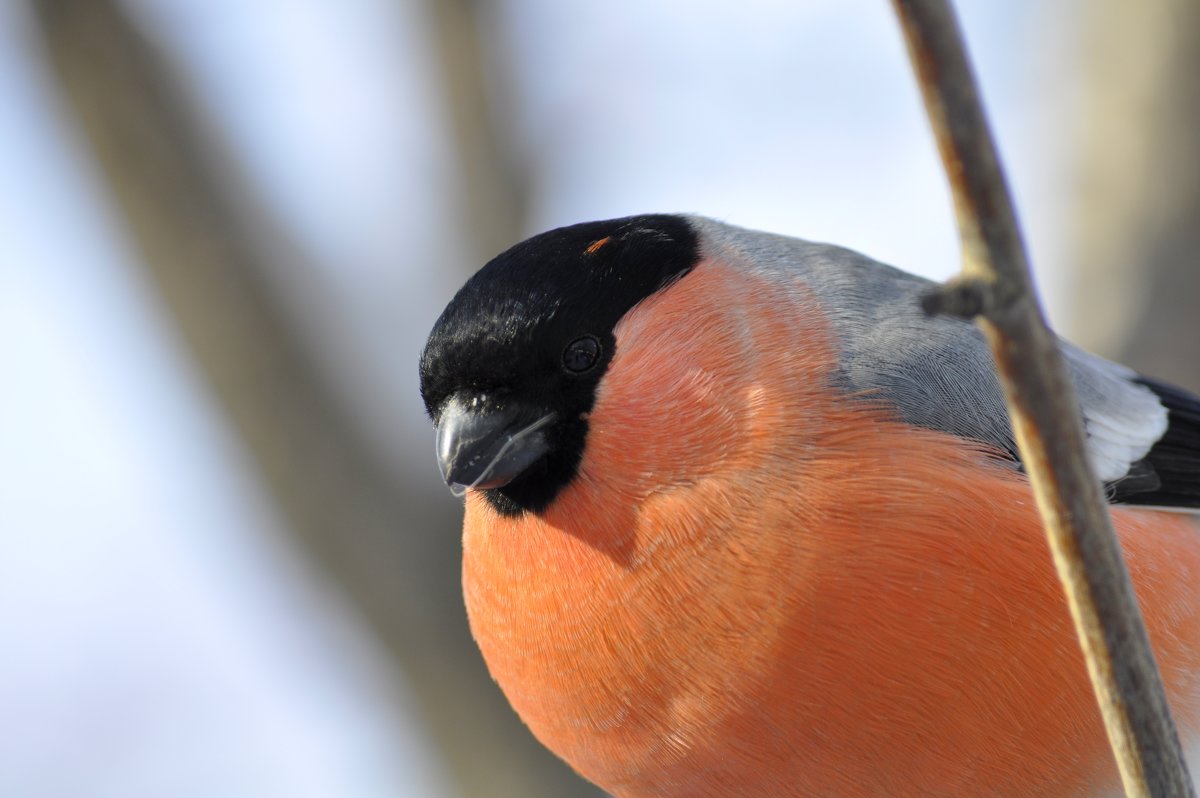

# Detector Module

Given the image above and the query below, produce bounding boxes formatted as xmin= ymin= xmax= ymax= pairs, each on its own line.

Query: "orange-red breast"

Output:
xmin=419 ymin=215 xmax=1200 ymax=797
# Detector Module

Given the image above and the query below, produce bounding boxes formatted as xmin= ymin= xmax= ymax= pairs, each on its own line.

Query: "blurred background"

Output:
xmin=2 ymin=1 xmax=1197 ymax=796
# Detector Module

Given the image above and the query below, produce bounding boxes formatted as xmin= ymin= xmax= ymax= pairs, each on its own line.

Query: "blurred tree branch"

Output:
xmin=29 ymin=0 xmax=596 ymax=795
xmin=425 ymin=0 xmax=531 ymax=265
xmin=1071 ymin=0 xmax=1200 ymax=393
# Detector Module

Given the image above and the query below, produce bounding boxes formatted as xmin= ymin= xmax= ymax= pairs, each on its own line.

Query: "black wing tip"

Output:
xmin=1110 ymin=376 xmax=1200 ymax=508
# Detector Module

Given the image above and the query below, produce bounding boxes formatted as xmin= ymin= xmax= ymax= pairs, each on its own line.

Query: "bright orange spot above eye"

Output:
xmin=585 ymin=236 xmax=613 ymax=255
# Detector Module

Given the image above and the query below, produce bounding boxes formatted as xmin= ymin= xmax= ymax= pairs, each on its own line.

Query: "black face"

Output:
xmin=419 ymin=214 xmax=699 ymax=516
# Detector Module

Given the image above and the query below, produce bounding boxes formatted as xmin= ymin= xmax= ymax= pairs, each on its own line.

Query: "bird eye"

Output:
xmin=562 ymin=335 xmax=602 ymax=374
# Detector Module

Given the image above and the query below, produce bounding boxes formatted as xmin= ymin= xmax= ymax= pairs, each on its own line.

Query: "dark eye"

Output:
xmin=562 ymin=335 xmax=602 ymax=374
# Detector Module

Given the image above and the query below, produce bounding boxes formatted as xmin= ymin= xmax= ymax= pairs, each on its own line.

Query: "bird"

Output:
xmin=418 ymin=214 xmax=1200 ymax=797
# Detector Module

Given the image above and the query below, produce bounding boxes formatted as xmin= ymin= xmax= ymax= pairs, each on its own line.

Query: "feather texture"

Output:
xmin=689 ymin=216 xmax=1189 ymax=507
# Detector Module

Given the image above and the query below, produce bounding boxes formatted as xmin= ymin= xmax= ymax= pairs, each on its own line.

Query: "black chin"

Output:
xmin=481 ymin=418 xmax=588 ymax=516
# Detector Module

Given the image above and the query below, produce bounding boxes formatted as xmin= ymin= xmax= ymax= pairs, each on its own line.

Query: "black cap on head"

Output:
xmin=420 ymin=214 xmax=699 ymax=515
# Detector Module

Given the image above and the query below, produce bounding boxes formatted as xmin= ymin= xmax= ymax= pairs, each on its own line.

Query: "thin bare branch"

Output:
xmin=890 ymin=1 xmax=1195 ymax=796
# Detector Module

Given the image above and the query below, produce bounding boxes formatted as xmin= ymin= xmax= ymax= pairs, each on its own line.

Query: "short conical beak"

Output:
xmin=435 ymin=395 xmax=554 ymax=490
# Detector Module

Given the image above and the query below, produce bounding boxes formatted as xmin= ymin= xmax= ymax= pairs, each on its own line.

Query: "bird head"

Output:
xmin=419 ymin=215 xmax=699 ymax=516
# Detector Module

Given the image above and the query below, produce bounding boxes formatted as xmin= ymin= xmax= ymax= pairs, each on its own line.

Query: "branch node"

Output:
xmin=920 ymin=276 xmax=993 ymax=319
xmin=894 ymin=1 xmax=1195 ymax=795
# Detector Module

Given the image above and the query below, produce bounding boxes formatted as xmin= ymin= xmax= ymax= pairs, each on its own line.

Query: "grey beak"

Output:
xmin=435 ymin=395 xmax=554 ymax=490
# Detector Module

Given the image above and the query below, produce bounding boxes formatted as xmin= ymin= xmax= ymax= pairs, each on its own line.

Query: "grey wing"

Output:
xmin=691 ymin=216 xmax=1198 ymax=508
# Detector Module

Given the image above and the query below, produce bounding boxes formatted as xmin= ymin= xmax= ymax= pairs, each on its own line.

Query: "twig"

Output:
xmin=889 ymin=1 xmax=1196 ymax=796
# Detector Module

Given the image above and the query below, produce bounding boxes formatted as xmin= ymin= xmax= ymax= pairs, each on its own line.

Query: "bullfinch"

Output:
xmin=418 ymin=215 xmax=1200 ymax=797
